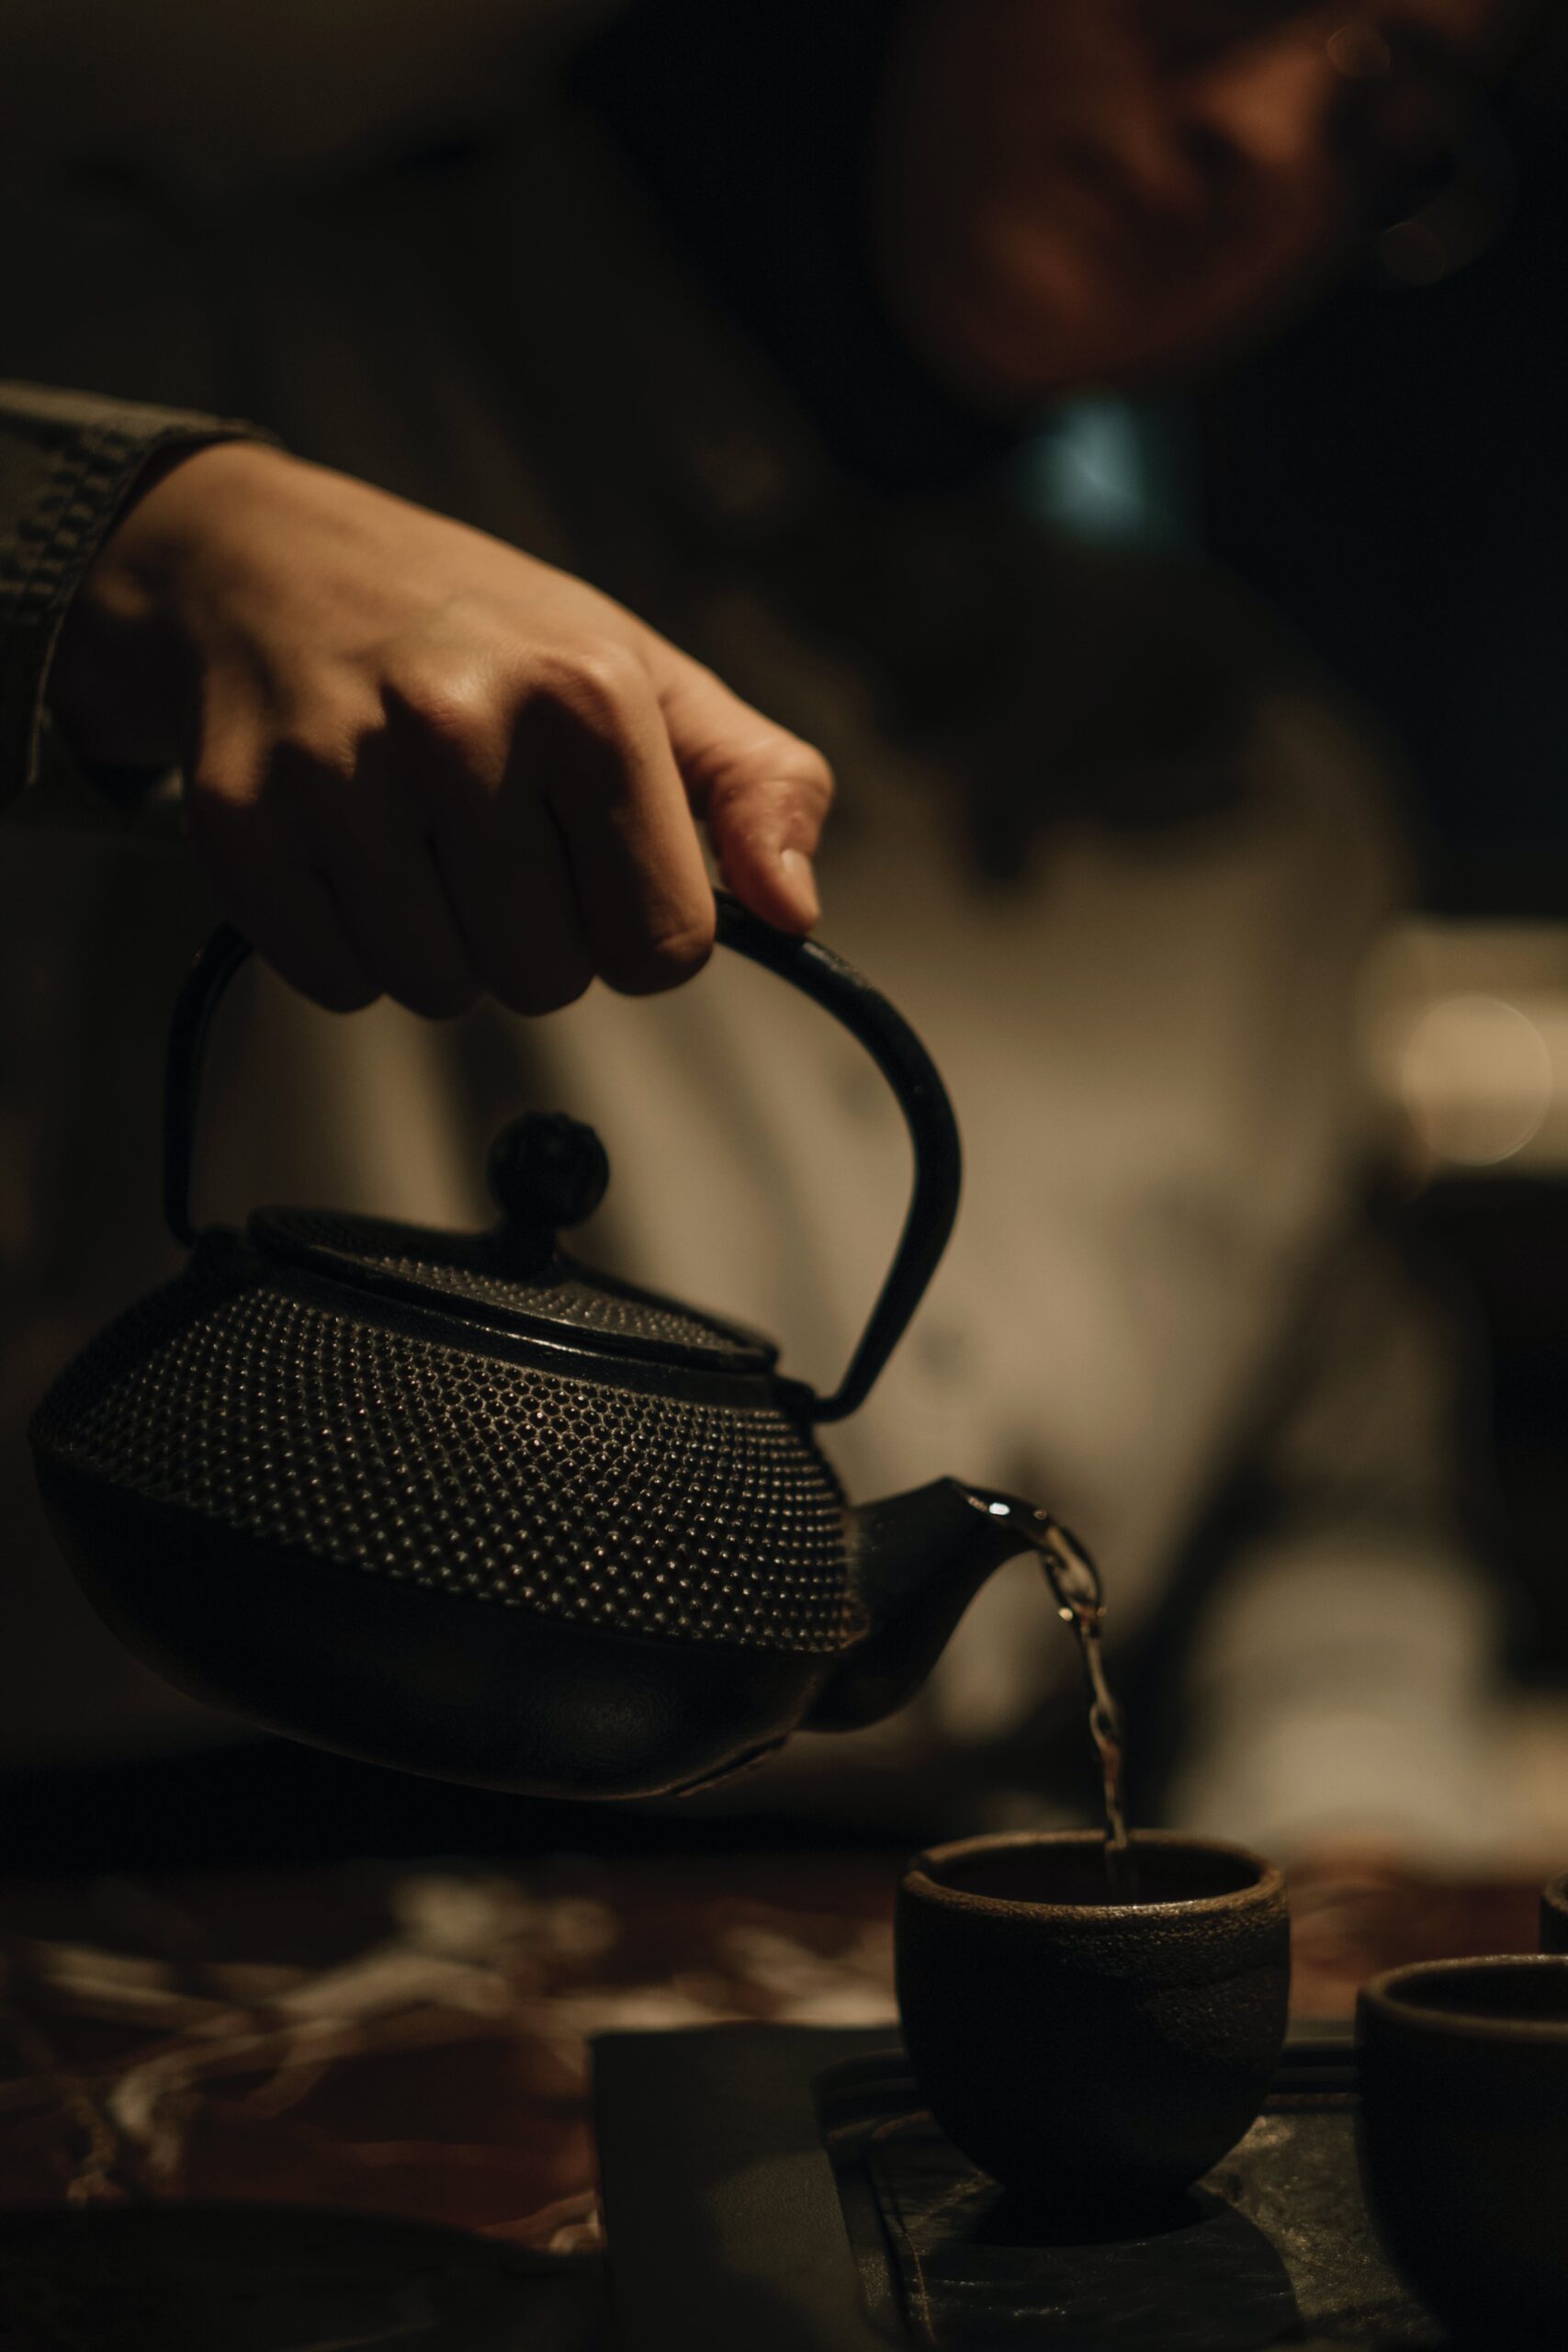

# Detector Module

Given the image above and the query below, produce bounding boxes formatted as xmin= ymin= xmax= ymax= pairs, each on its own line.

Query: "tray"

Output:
xmin=592 ymin=2024 xmax=1443 ymax=2352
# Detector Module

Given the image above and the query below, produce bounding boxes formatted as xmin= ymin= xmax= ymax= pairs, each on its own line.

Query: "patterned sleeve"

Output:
xmin=0 ymin=381 xmax=273 ymax=816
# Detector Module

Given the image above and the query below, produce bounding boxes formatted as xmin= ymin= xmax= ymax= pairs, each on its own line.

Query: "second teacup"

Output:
xmin=895 ymin=1829 xmax=1290 ymax=2219
xmin=1540 ymin=1871 xmax=1568 ymax=1953
xmin=1359 ymin=1955 xmax=1568 ymax=2344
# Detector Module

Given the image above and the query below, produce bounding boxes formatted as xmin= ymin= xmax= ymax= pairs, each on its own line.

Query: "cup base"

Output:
xmin=975 ymin=2179 xmax=1210 ymax=2248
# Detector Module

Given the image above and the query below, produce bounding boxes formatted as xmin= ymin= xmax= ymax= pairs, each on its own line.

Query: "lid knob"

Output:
xmin=487 ymin=1111 xmax=610 ymax=1234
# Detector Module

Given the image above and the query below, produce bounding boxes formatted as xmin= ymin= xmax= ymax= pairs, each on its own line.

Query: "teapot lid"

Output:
xmin=246 ymin=1111 xmax=778 ymax=1378
xmin=165 ymin=900 xmax=964 ymax=1423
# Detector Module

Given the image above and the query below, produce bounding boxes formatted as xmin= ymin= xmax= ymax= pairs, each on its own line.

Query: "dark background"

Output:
xmin=1196 ymin=83 xmax=1568 ymax=1680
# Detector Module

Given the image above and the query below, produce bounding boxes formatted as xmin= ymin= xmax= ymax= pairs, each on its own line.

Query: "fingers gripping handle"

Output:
xmin=164 ymin=897 xmax=963 ymax=1420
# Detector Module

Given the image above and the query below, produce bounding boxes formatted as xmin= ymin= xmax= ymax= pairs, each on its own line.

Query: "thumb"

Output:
xmin=650 ymin=642 xmax=832 ymax=932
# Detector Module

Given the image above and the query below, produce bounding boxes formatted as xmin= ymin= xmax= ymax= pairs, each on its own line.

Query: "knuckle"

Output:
xmin=784 ymin=741 xmax=835 ymax=810
xmin=545 ymin=636 xmax=645 ymax=729
xmin=385 ymin=664 xmax=493 ymax=759
xmin=708 ymin=738 xmax=834 ymax=830
xmin=606 ymin=915 xmax=716 ymax=997
xmin=389 ymin=658 xmax=486 ymax=729
xmin=706 ymin=775 xmax=762 ymax=835
xmin=271 ymin=703 xmax=379 ymax=780
xmin=187 ymin=741 xmax=265 ymax=811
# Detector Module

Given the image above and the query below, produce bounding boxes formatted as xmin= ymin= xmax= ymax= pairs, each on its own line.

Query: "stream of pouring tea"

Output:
xmin=965 ymin=1490 xmax=1136 ymax=1896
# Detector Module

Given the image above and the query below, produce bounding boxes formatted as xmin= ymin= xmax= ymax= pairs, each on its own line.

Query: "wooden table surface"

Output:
xmin=0 ymin=1846 xmax=1551 ymax=2347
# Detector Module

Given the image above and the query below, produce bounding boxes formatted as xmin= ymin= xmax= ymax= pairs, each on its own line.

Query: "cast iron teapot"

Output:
xmin=30 ymin=896 xmax=1035 ymax=1799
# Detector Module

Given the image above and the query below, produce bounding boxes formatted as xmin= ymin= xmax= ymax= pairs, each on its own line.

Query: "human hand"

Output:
xmin=49 ymin=441 xmax=831 ymax=1014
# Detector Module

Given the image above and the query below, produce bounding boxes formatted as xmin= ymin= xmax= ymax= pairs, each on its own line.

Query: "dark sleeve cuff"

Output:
xmin=0 ymin=381 xmax=277 ymax=816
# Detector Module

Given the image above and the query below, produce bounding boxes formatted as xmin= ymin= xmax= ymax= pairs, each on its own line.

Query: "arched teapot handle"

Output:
xmin=164 ymin=892 xmax=961 ymax=1423
xmin=708 ymin=895 xmax=961 ymax=1422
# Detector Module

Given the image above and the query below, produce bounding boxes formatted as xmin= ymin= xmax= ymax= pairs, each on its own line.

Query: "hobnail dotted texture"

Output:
xmin=260 ymin=1209 xmax=751 ymax=1355
xmin=37 ymin=1269 xmax=854 ymax=1654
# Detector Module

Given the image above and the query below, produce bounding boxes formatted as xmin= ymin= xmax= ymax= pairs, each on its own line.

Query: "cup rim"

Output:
xmin=901 ymin=1828 xmax=1283 ymax=1922
xmin=1359 ymin=1953 xmax=1568 ymax=2043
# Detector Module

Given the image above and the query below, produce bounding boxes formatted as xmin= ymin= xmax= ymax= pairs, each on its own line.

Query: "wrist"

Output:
xmin=98 ymin=436 xmax=288 ymax=591
xmin=49 ymin=436 xmax=285 ymax=767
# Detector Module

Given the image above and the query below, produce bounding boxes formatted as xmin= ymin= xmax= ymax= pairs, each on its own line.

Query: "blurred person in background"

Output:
xmin=0 ymin=0 xmax=1544 ymax=1863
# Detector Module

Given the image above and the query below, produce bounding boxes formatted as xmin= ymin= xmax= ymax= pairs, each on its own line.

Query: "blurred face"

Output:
xmin=872 ymin=0 xmax=1528 ymax=405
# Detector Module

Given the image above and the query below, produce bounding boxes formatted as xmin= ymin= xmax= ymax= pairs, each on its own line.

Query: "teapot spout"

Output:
xmin=806 ymin=1477 xmax=1031 ymax=1735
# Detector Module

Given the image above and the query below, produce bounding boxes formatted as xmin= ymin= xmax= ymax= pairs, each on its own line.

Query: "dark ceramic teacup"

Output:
xmin=1540 ymin=1871 xmax=1568 ymax=1953
xmin=895 ymin=1830 xmax=1290 ymax=2219
xmin=1358 ymin=1955 xmax=1568 ymax=2345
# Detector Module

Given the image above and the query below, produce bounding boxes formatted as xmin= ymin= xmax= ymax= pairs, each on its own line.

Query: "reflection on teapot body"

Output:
xmin=30 ymin=899 xmax=1034 ymax=1799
